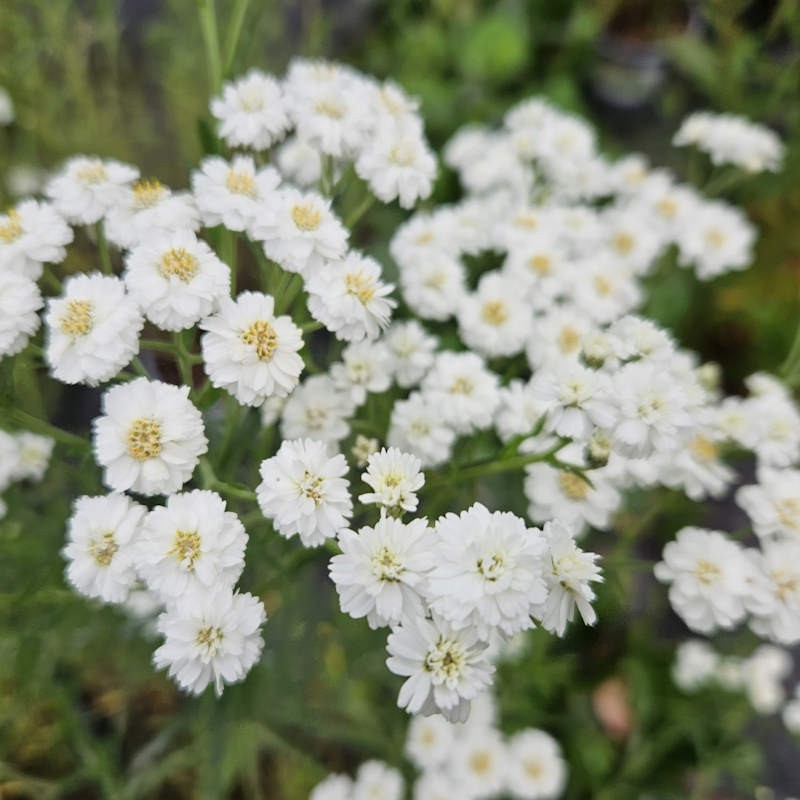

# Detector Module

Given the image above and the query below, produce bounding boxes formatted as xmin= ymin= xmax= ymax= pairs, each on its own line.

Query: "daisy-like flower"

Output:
xmin=0 ymin=200 xmax=73 ymax=278
xmin=420 ymin=352 xmax=500 ymax=435
xmin=46 ymin=156 xmax=138 ymax=224
xmin=105 ymin=179 xmax=199 ymax=250
xmin=275 ymin=135 xmax=323 ymax=187
xmin=658 ymin=428 xmax=735 ymax=502
xmin=0 ymin=431 xmax=17 ymax=492
xmin=44 ymin=273 xmax=143 ymax=386
xmin=740 ymin=645 xmax=792 ymax=714
xmin=359 ymin=447 xmax=425 ymax=514
xmin=352 ymin=761 xmax=405 ymax=800
xmin=124 ymin=229 xmax=230 ymax=331
xmin=256 ymin=438 xmax=352 ymax=547
xmin=0 ymin=270 xmax=42 ymax=359
xmin=672 ymin=640 xmax=719 ymax=691
xmin=306 ymin=251 xmax=396 ymax=342
xmin=747 ymin=392 xmax=800 ymax=468
xmin=310 ymin=774 xmax=353 ymax=800
xmin=62 ymin=493 xmax=147 ymax=604
xmin=413 ymin=772 xmax=466 ymax=800
xmin=405 ymin=714 xmax=456 ymax=772
xmin=506 ymin=729 xmax=568 ymax=800
xmin=351 ymin=434 xmax=379 ymax=468
xmin=387 ymin=391 xmax=456 ymax=468
xmin=654 ymin=526 xmax=754 ymax=634
xmin=330 ymin=517 xmax=433 ymax=629
xmin=211 ymin=69 xmax=291 ymax=150
xmin=426 ymin=503 xmax=549 ymax=638
xmin=254 ymin=187 xmax=348 ymax=275
xmin=93 ymin=378 xmax=208 ymax=496
xmin=458 ymin=272 xmax=532 ymax=359
xmin=201 ymin=291 xmax=304 ymax=406
xmin=448 ymin=727 xmax=508 ymax=799
xmin=11 ymin=432 xmax=54 ymax=483
xmin=533 ymin=520 xmax=603 ymax=637
xmin=737 ymin=468 xmax=800 ymax=541
xmin=746 ymin=540 xmax=800 ymax=645
xmin=191 ymin=155 xmax=280 ymax=232
xmin=398 ymin=252 xmax=467 ymax=322
xmin=330 ymin=340 xmax=392 ymax=406
xmin=135 ymin=490 xmax=247 ymax=603
xmin=384 ymin=320 xmax=437 ymax=388
xmin=355 ymin=124 xmax=436 ymax=208
xmin=153 ymin=586 xmax=266 ymax=696
xmin=281 ymin=374 xmax=355 ymax=444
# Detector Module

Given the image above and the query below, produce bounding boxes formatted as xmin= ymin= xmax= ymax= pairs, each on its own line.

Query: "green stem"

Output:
xmin=780 ymin=319 xmax=800 ymax=387
xmin=319 ymin=155 xmax=335 ymax=197
xmin=275 ymin=273 xmax=304 ymax=316
xmin=222 ymin=0 xmax=252 ymax=76
xmin=41 ymin=267 xmax=63 ymax=295
xmin=197 ymin=0 xmax=223 ymax=95
xmin=198 ymin=457 xmax=256 ymax=502
xmin=131 ymin=356 xmax=149 ymax=378
xmin=95 ymin=222 xmax=113 ymax=275
xmin=3 ymin=408 xmax=90 ymax=450
xmin=173 ymin=331 xmax=195 ymax=386
xmin=301 ymin=320 xmax=323 ymax=334
xmin=221 ymin=229 xmax=237 ymax=296
xmin=345 ymin=193 xmax=375 ymax=229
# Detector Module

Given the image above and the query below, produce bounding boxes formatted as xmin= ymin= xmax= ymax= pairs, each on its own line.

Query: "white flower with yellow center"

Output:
xmin=44 ymin=272 xmax=144 ymax=386
xmin=398 ymin=251 xmax=467 ymax=322
xmin=256 ymin=438 xmax=352 ymax=547
xmin=153 ymin=586 xmax=266 ymax=696
xmin=0 ymin=269 xmax=42 ymax=359
xmin=448 ymin=727 xmax=508 ymax=799
xmin=11 ymin=432 xmax=54 ymax=483
xmin=746 ymin=392 xmax=800 ymax=468
xmin=426 ymin=503 xmax=549 ymax=638
xmin=502 ymin=231 xmax=573 ymax=306
xmin=275 ymin=135 xmax=323 ymax=188
xmin=420 ymin=352 xmax=500 ymax=435
xmin=105 ymin=179 xmax=199 ymax=250
xmin=330 ymin=339 xmax=392 ymax=406
xmin=525 ymin=306 xmax=592 ymax=371
xmin=330 ymin=516 xmax=433 ymax=629
xmin=352 ymin=760 xmax=405 ymax=800
xmin=281 ymin=374 xmax=355 ymax=444
xmin=404 ymin=714 xmax=456 ymax=772
xmin=0 ymin=200 xmax=73 ymax=278
xmin=359 ymin=447 xmax=424 ymax=514
xmin=211 ymin=69 xmax=291 ymax=150
xmin=307 ymin=251 xmax=396 ymax=342
xmin=201 ymin=291 xmax=304 ymax=406
xmin=387 ymin=391 xmax=456 ymax=469
xmin=600 ymin=205 xmax=665 ymax=276
xmin=309 ymin=774 xmax=353 ymax=800
xmin=494 ymin=378 xmax=552 ymax=447
xmin=45 ymin=155 xmax=138 ymax=224
xmin=654 ymin=526 xmax=754 ymax=634
xmin=191 ymin=155 xmax=280 ymax=231
xmin=62 ymin=493 xmax=147 ymax=604
xmin=390 ymin=211 xmax=460 ymax=271
xmin=573 ymin=256 xmax=642 ymax=324
xmin=383 ymin=320 xmax=437 ymax=389
xmin=124 ymin=229 xmax=230 ymax=331
xmin=93 ymin=377 xmax=208 ymax=496
xmin=746 ymin=540 xmax=800 ymax=645
xmin=136 ymin=490 xmax=247 ymax=603
xmin=533 ymin=520 xmax=603 ymax=637
xmin=658 ymin=427 xmax=735 ymax=501
xmin=506 ymin=729 xmax=568 ymax=800
xmin=386 ymin=614 xmax=495 ymax=722
xmin=737 ymin=467 xmax=800 ymax=542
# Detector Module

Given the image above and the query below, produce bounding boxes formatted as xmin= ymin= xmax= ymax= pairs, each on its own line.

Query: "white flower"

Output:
xmin=420 ymin=352 xmax=500 ymax=435
xmin=600 ymin=205 xmax=665 ymax=276
xmin=351 ymin=434 xmax=379 ymax=468
xmin=405 ymin=714 xmax=456 ymax=772
xmin=388 ymin=391 xmax=456 ymax=468
xmin=398 ymin=252 xmax=467 ymax=322
xmin=12 ymin=432 xmax=54 ymax=482
xmin=45 ymin=273 xmax=143 ymax=386
xmin=783 ymin=685 xmax=800 ymax=734
xmin=0 ymin=200 xmax=73 ymax=278
xmin=105 ymin=180 xmax=199 ymax=250
xmin=124 ymin=229 xmax=230 ymax=331
xmin=572 ymin=257 xmax=642 ymax=323
xmin=310 ymin=774 xmax=353 ymax=800
xmin=201 ymin=291 xmax=304 ymax=406
xmin=46 ymin=156 xmax=138 ymax=225
xmin=494 ymin=379 xmax=549 ymax=444
xmin=356 ymin=125 xmax=436 ymax=208
xmin=384 ymin=320 xmax=437 ymax=388
xmin=136 ymin=490 xmax=247 ymax=603
xmin=745 ymin=392 xmax=800 ymax=468
xmin=737 ymin=467 xmax=800 ymax=541
xmin=330 ymin=517 xmax=433 ymax=628
xmin=657 ymin=429 xmax=735 ymax=502
xmin=502 ymin=231 xmax=573 ymax=310
xmin=307 ymin=252 xmax=396 ymax=342
xmin=191 ymin=155 xmax=280 ymax=232
xmin=672 ymin=640 xmax=719 ymax=692
xmin=275 ymin=135 xmax=322 ymax=187
xmin=211 ymin=69 xmax=291 ymax=150
xmin=0 ymin=431 xmax=18 ymax=492
xmin=746 ymin=539 xmax=800 ymax=645
xmin=93 ymin=378 xmax=208 ymax=496
xmin=281 ymin=374 xmax=354 ymax=444
xmin=0 ymin=87 xmax=13 ymax=125
xmin=62 ymin=493 xmax=147 ymax=604
xmin=359 ymin=447 xmax=424 ymax=513
xmin=353 ymin=760 xmax=404 ymax=800
xmin=740 ymin=645 xmax=791 ymax=714
xmin=255 ymin=187 xmax=348 ymax=276
xmin=506 ymin=729 xmax=567 ymax=800
xmin=330 ymin=340 xmax=392 ymax=405
xmin=153 ymin=586 xmax=265 ymax=696
xmin=386 ymin=614 xmax=495 ymax=722
xmin=257 ymin=438 xmax=352 ymax=547
xmin=0 ymin=270 xmax=42 ymax=359
xmin=448 ymin=727 xmax=507 ymax=799
xmin=413 ymin=771 xmax=469 ymax=800
xmin=654 ymin=527 xmax=754 ymax=634
xmin=458 ymin=272 xmax=532 ymax=359
xmin=426 ymin=503 xmax=549 ymax=638
xmin=525 ymin=307 xmax=593 ymax=370
xmin=533 ymin=520 xmax=603 ymax=636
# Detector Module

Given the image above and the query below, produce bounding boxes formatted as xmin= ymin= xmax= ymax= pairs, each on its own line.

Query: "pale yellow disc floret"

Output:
xmin=59 ymin=299 xmax=94 ymax=337
xmin=241 ymin=319 xmax=279 ymax=361
xmin=126 ymin=417 xmax=163 ymax=461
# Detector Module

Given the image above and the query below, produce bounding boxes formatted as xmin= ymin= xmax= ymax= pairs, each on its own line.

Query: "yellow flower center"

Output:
xmin=704 ymin=228 xmax=726 ymax=249
xmin=159 ymin=247 xmax=199 ymax=282
xmin=777 ymin=498 xmax=800 ymax=531
xmin=291 ymin=203 xmax=322 ymax=232
xmin=771 ymin=569 xmax=799 ymax=600
xmin=529 ymin=253 xmax=552 ymax=275
xmin=226 ymin=169 xmax=257 ymax=197
xmin=656 ymin=197 xmax=678 ymax=218
xmin=557 ymin=325 xmax=581 ymax=354
xmin=424 ymin=637 xmax=465 ymax=679
xmin=524 ymin=759 xmax=544 ymax=779
xmin=449 ymin=376 xmax=473 ymax=395
xmin=241 ymin=319 xmax=279 ymax=361
xmin=88 ymin=531 xmax=118 ymax=567
xmin=75 ymin=162 xmax=108 ymax=184
xmin=345 ymin=269 xmax=376 ymax=304
xmin=559 ymin=471 xmax=591 ymax=500
xmin=694 ymin=559 xmax=721 ymax=585
xmin=389 ymin=141 xmax=415 ymax=167
xmin=688 ymin=435 xmax=719 ymax=463
xmin=58 ymin=299 xmax=94 ymax=337
xmin=414 ymin=231 xmax=434 ymax=245
xmin=132 ymin=178 xmax=165 ymax=208
xmin=514 ymin=212 xmax=538 ymax=230
xmin=372 ymin=546 xmax=404 ymax=581
xmin=594 ymin=275 xmax=613 ymax=296
xmin=168 ymin=529 xmax=202 ymax=569
xmin=314 ymin=98 xmax=345 ymax=119
xmin=125 ymin=418 xmax=163 ymax=461
xmin=612 ymin=232 xmax=635 ymax=255
xmin=477 ymin=552 xmax=506 ymax=581
xmin=0 ymin=210 xmax=22 ymax=243
xmin=195 ymin=624 xmax=224 ymax=653
xmin=469 ymin=751 xmax=492 ymax=776
xmin=481 ymin=300 xmax=509 ymax=326
xmin=298 ymin=470 xmax=325 ymax=505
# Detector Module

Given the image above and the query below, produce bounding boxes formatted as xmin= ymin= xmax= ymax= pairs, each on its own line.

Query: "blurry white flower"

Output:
xmin=12 ymin=432 xmax=54 ymax=482
xmin=388 ymin=391 xmax=456 ymax=468
xmin=275 ymin=135 xmax=323 ymax=187
xmin=0 ymin=270 xmax=42 ymax=359
xmin=672 ymin=639 xmax=719 ymax=691
xmin=506 ymin=728 xmax=568 ymax=800
xmin=384 ymin=320 xmax=437 ymax=389
xmin=281 ymin=374 xmax=354 ymax=444
xmin=352 ymin=760 xmax=404 ymax=800
xmin=737 ymin=467 xmax=800 ymax=541
xmin=0 ymin=200 xmax=73 ymax=278
xmin=330 ymin=340 xmax=392 ymax=405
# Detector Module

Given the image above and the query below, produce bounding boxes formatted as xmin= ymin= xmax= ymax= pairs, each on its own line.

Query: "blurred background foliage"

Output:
xmin=0 ymin=1 xmax=799 ymax=798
